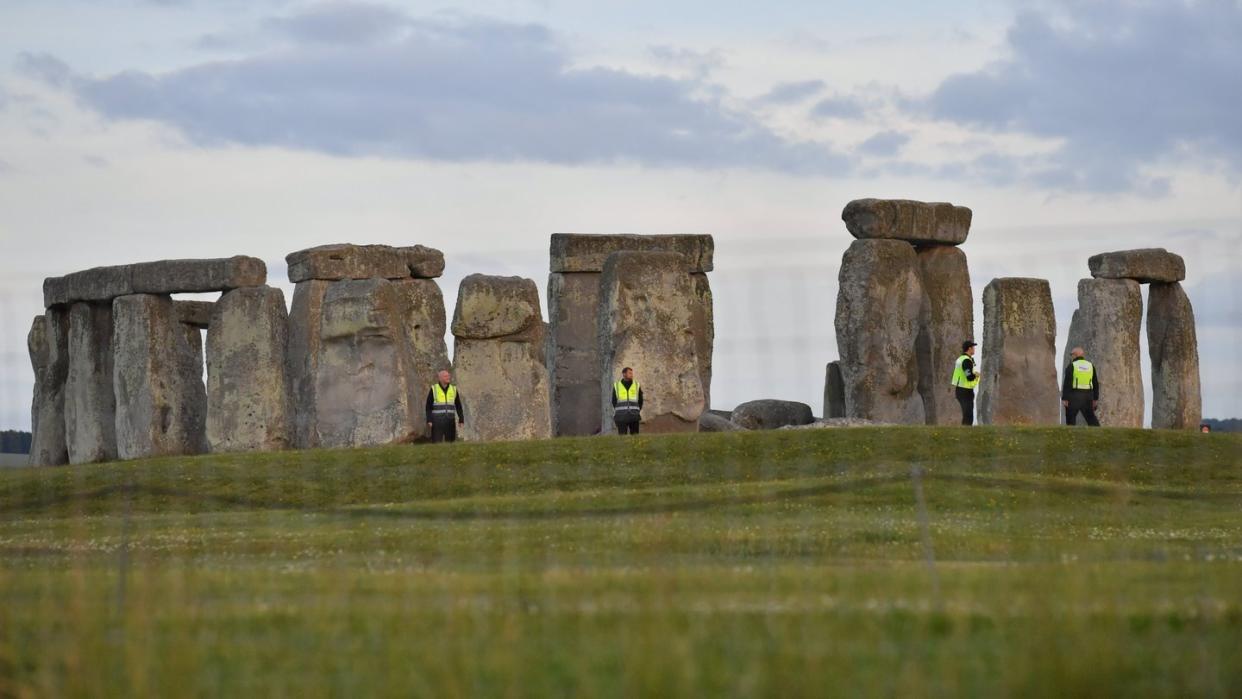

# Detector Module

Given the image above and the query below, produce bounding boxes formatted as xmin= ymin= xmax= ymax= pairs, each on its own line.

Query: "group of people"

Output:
xmin=422 ymin=366 xmax=646 ymax=443
xmin=953 ymin=341 xmax=1101 ymax=426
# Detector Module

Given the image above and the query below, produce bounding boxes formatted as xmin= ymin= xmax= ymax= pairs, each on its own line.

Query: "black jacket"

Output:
xmin=426 ymin=384 xmax=464 ymax=422
xmin=1061 ymin=362 xmax=1100 ymax=401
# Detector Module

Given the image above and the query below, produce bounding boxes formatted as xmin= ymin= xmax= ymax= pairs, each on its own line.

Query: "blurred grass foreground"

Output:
xmin=2 ymin=426 xmax=1241 ymax=697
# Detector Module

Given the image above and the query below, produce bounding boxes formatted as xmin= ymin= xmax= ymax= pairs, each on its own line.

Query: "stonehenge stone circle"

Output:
xmin=1063 ymin=279 xmax=1144 ymax=428
xmin=112 ymin=294 xmax=208 ymax=460
xmin=27 ymin=312 xmax=69 ymax=466
xmin=915 ymin=246 xmax=974 ymax=425
xmin=548 ymin=234 xmax=713 ymax=436
xmin=978 ymin=278 xmax=1060 ymax=425
xmin=1147 ymin=282 xmax=1202 ymax=430
xmin=206 ymin=286 xmax=292 ymax=453
xmin=730 ymin=399 xmax=815 ymax=430
xmin=823 ymin=361 xmax=845 ymax=419
xmin=1088 ymin=248 xmax=1185 ymax=284
xmin=834 ymin=239 xmax=925 ymax=424
xmin=64 ymin=302 xmax=118 ymax=464
xmin=451 ymin=275 xmax=552 ymax=442
xmin=841 ymin=199 xmax=973 ymax=246
xmin=597 ymin=251 xmax=705 ymax=433
xmin=284 ymin=244 xmax=449 ymax=447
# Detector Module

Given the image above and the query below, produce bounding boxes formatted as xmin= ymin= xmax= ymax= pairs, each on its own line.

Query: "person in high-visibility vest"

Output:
xmin=951 ymin=340 xmax=980 ymax=425
xmin=425 ymin=369 xmax=464 ymax=442
xmin=610 ymin=366 xmax=644 ymax=435
xmin=1061 ymin=347 xmax=1100 ymax=426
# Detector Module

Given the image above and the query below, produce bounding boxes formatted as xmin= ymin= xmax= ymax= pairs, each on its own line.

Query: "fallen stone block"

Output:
xmin=730 ymin=399 xmax=815 ymax=430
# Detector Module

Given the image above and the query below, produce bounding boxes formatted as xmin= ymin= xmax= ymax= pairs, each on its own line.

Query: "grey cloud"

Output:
xmin=919 ymin=1 xmax=1242 ymax=193
xmin=756 ymin=80 xmax=825 ymax=105
xmin=28 ymin=6 xmax=852 ymax=176
xmin=857 ymin=130 xmax=909 ymax=157
xmin=15 ymin=52 xmax=73 ymax=88
xmin=809 ymin=95 xmax=865 ymax=120
xmin=0 ymin=158 xmax=13 ymax=174
xmin=262 ymin=1 xmax=412 ymax=43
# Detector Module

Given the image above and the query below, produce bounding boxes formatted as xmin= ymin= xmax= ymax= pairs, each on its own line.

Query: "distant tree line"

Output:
xmin=1202 ymin=419 xmax=1241 ymax=433
xmin=1 ymin=431 xmax=32 ymax=454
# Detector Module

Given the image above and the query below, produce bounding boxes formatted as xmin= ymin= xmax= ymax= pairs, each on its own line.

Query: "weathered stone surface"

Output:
xmin=690 ymin=273 xmax=714 ymax=410
xmin=64 ymin=303 xmax=117 ymax=464
xmin=823 ymin=361 xmax=845 ymax=419
xmin=206 ymin=287 xmax=291 ymax=452
xmin=287 ymin=244 xmax=444 ymax=283
xmin=313 ymin=279 xmax=418 ymax=448
xmin=1147 ymin=282 xmax=1202 ymax=430
xmin=547 ymin=271 xmax=606 ymax=436
xmin=1088 ymin=248 xmax=1185 ymax=283
xmin=598 ymin=251 xmax=705 ymax=433
xmin=451 ymin=275 xmax=551 ymax=442
xmin=391 ymin=278 xmax=451 ymax=435
xmin=978 ymin=278 xmax=1059 ymax=425
xmin=730 ymin=399 xmax=814 ymax=430
xmin=131 ymin=256 xmax=266 ymax=294
xmin=175 ymin=301 xmax=214 ymax=329
xmin=27 ymin=311 xmax=69 ymax=466
xmin=550 ymin=234 xmax=714 ymax=273
xmin=834 ymin=239 xmax=925 ymax=424
xmin=451 ymin=275 xmax=542 ymax=340
xmin=915 ymin=246 xmax=974 ymax=425
xmin=404 ymin=245 xmax=446 ymax=279
xmin=1062 ymin=279 xmax=1144 ymax=427
xmin=286 ymin=280 xmax=331 ymax=448
xmin=841 ymin=199 xmax=972 ymax=246
xmin=44 ymin=266 xmax=133 ymax=307
xmin=112 ymin=294 xmax=208 ymax=459
xmin=699 ymin=411 xmax=742 ymax=432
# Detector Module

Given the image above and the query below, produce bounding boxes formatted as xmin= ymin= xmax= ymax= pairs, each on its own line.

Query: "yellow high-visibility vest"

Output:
xmin=613 ymin=380 xmax=640 ymax=415
xmin=1071 ymin=360 xmax=1095 ymax=390
xmin=431 ymin=383 xmax=458 ymax=417
xmin=951 ymin=354 xmax=979 ymax=390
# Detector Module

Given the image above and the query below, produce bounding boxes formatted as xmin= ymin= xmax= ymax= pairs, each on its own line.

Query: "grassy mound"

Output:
xmin=2 ymin=427 xmax=1240 ymax=696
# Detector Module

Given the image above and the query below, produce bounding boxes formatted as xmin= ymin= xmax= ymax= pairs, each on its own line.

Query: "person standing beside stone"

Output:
xmin=610 ymin=367 xmax=643 ymax=435
xmin=426 ymin=370 xmax=464 ymax=443
xmin=1062 ymin=347 xmax=1101 ymax=427
xmin=952 ymin=340 xmax=980 ymax=425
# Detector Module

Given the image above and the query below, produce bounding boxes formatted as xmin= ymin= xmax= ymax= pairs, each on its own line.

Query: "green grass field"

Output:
xmin=2 ymin=427 xmax=1241 ymax=697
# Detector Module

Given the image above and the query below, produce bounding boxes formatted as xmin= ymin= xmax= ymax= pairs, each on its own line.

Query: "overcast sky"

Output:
xmin=1 ymin=0 xmax=1239 ymax=429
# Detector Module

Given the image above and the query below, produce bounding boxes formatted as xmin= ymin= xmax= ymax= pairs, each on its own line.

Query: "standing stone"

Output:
xmin=1062 ymin=279 xmax=1144 ymax=428
xmin=286 ymin=280 xmax=331 ymax=449
xmin=206 ymin=286 xmax=292 ymax=452
xmin=64 ymin=302 xmax=118 ymax=464
xmin=978 ymin=278 xmax=1059 ymax=425
xmin=313 ymin=279 xmax=418 ymax=448
xmin=27 ymin=311 xmax=69 ymax=466
xmin=451 ymin=275 xmax=552 ymax=442
xmin=841 ymin=199 xmax=973 ymax=246
xmin=915 ymin=246 xmax=974 ymax=425
xmin=548 ymin=234 xmax=714 ymax=436
xmin=597 ymin=252 xmax=705 ymax=433
xmin=823 ymin=361 xmax=845 ymax=419
xmin=112 ymin=294 xmax=208 ymax=460
xmin=1147 ymin=282 xmax=1202 ymax=430
xmin=834 ymin=239 xmax=925 ymax=424
xmin=392 ymin=278 xmax=452 ymax=436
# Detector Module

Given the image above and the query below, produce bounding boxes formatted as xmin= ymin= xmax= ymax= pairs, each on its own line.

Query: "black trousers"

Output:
xmin=1065 ymin=392 xmax=1100 ymax=426
xmin=431 ymin=419 xmax=458 ymax=443
xmin=615 ymin=418 xmax=640 ymax=435
xmin=955 ymin=387 xmax=975 ymax=426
